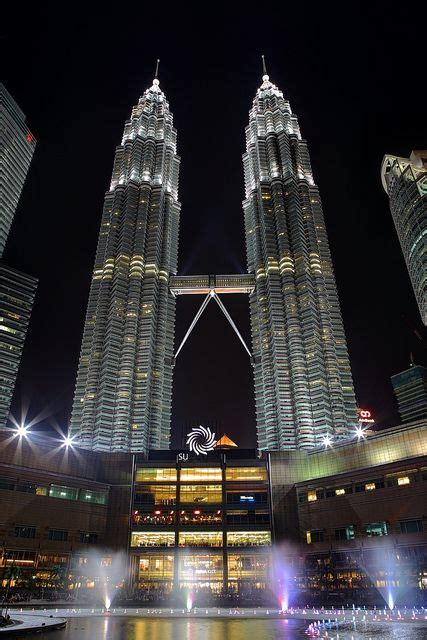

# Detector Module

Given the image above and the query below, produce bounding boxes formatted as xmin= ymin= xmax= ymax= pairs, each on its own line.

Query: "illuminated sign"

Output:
xmin=357 ymin=408 xmax=375 ymax=424
xmin=186 ymin=426 xmax=216 ymax=456
xmin=240 ymin=495 xmax=255 ymax=503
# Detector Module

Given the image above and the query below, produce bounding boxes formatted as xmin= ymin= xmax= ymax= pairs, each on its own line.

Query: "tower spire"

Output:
xmin=154 ymin=58 xmax=160 ymax=79
xmin=261 ymin=54 xmax=268 ymax=77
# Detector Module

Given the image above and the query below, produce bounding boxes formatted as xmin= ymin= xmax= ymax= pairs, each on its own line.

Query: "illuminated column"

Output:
xmin=243 ymin=66 xmax=357 ymax=449
xmin=70 ymin=71 xmax=181 ymax=452
xmin=0 ymin=84 xmax=36 ymax=259
xmin=381 ymin=151 xmax=427 ymax=325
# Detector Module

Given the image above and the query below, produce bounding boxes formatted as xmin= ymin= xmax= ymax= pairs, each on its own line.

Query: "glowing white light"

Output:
xmin=322 ymin=435 xmax=332 ymax=449
xmin=62 ymin=435 xmax=75 ymax=448
xmin=16 ymin=425 xmax=29 ymax=438
xmin=354 ymin=426 xmax=367 ymax=440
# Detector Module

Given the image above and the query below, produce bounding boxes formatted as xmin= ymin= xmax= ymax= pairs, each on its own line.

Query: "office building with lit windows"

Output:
xmin=0 ymin=265 xmax=37 ymax=428
xmin=129 ymin=449 xmax=272 ymax=596
xmin=243 ymin=69 xmax=357 ymax=450
xmin=381 ymin=150 xmax=427 ymax=325
xmin=0 ymin=83 xmax=36 ymax=259
xmin=0 ymin=422 xmax=426 ymax=603
xmin=70 ymin=73 xmax=181 ymax=452
xmin=0 ymin=84 xmax=38 ymax=429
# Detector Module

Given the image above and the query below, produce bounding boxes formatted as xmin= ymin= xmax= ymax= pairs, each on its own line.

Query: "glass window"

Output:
xmin=179 ymin=509 xmax=222 ymax=525
xmin=48 ymin=529 xmax=68 ymax=541
xmin=139 ymin=555 xmax=174 ymax=580
xmin=134 ymin=485 xmax=176 ymax=506
xmin=226 ymin=491 xmax=267 ymax=505
xmin=398 ymin=476 xmax=410 ymax=486
xmin=226 ymin=509 xmax=270 ymax=525
xmin=80 ymin=532 xmax=98 ymax=544
xmin=335 ymin=525 xmax=355 ymax=541
xmin=180 ymin=484 xmax=222 ymax=504
xmin=306 ymin=530 xmax=324 ymax=544
xmin=131 ymin=532 xmax=175 ymax=548
xmin=79 ymin=489 xmax=107 ymax=504
xmin=180 ymin=468 xmax=222 ymax=482
xmin=307 ymin=490 xmax=317 ymax=502
xmin=225 ymin=467 xmax=267 ymax=481
xmin=179 ymin=555 xmax=223 ymax=580
xmin=135 ymin=468 xmax=177 ymax=482
xmin=15 ymin=525 xmax=36 ymax=539
xmin=365 ymin=522 xmax=387 ymax=537
xmin=227 ymin=531 xmax=271 ymax=547
xmin=365 ymin=482 xmax=375 ymax=491
xmin=178 ymin=531 xmax=223 ymax=547
xmin=400 ymin=519 xmax=423 ymax=534
xmin=49 ymin=485 xmax=78 ymax=501
xmin=132 ymin=509 xmax=175 ymax=526
xmin=228 ymin=554 xmax=270 ymax=580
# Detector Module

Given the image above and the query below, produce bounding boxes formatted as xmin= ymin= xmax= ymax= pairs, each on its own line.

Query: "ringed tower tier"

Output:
xmin=70 ymin=71 xmax=181 ymax=452
xmin=243 ymin=67 xmax=357 ymax=449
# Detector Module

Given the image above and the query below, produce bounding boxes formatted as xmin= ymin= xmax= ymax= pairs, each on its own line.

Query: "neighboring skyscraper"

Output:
xmin=391 ymin=361 xmax=427 ymax=424
xmin=0 ymin=84 xmax=37 ymax=429
xmin=243 ymin=65 xmax=357 ymax=450
xmin=381 ymin=151 xmax=427 ymax=325
xmin=0 ymin=83 xmax=36 ymax=258
xmin=70 ymin=71 xmax=181 ymax=452
xmin=0 ymin=265 xmax=37 ymax=427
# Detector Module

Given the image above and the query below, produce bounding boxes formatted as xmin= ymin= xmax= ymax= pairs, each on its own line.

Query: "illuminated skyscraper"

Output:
xmin=70 ymin=70 xmax=181 ymax=452
xmin=0 ymin=83 xmax=36 ymax=258
xmin=381 ymin=150 xmax=427 ymax=325
xmin=243 ymin=65 xmax=357 ymax=449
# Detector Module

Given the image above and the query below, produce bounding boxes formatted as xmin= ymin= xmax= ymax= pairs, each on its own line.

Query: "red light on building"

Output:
xmin=357 ymin=408 xmax=375 ymax=424
xmin=26 ymin=132 xmax=34 ymax=144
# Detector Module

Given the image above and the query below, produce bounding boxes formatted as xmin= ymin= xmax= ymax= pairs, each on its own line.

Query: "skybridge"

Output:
xmin=170 ymin=274 xmax=255 ymax=362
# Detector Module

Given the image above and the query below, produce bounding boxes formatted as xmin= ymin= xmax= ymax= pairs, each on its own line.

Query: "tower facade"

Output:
xmin=0 ymin=83 xmax=36 ymax=258
xmin=381 ymin=151 xmax=427 ymax=325
xmin=243 ymin=71 xmax=357 ymax=449
xmin=70 ymin=75 xmax=181 ymax=452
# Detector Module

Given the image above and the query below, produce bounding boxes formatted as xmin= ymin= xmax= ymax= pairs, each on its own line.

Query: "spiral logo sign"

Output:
xmin=186 ymin=426 xmax=216 ymax=456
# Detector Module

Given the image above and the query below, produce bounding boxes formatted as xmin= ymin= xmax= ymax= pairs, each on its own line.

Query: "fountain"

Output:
xmin=83 ymin=550 xmax=127 ymax=610
xmin=272 ymin=544 xmax=297 ymax=611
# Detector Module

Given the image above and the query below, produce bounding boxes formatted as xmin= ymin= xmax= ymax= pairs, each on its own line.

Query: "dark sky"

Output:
xmin=3 ymin=2 xmax=426 ymax=448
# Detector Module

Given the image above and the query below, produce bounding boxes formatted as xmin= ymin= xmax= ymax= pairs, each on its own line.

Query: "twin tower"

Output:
xmin=69 ymin=67 xmax=357 ymax=453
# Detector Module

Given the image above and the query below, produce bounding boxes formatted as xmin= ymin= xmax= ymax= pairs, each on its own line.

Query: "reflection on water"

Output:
xmin=36 ymin=617 xmax=427 ymax=640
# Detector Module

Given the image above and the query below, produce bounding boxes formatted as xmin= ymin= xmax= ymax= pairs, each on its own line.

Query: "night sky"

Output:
xmin=3 ymin=2 xmax=426 ymax=448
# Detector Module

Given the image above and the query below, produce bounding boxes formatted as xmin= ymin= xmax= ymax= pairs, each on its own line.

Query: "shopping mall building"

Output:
xmin=0 ymin=421 xmax=426 ymax=603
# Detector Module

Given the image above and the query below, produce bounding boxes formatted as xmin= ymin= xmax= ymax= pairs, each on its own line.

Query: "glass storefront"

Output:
xmin=135 ymin=468 xmax=177 ymax=482
xmin=131 ymin=532 xmax=175 ymax=548
xmin=134 ymin=484 xmax=176 ymax=506
xmin=178 ymin=531 xmax=223 ymax=547
xmin=178 ymin=554 xmax=223 ymax=581
xmin=227 ymin=531 xmax=271 ymax=547
xmin=228 ymin=554 xmax=270 ymax=580
xmin=180 ymin=468 xmax=222 ymax=482
xmin=180 ymin=484 xmax=222 ymax=504
xmin=226 ymin=467 xmax=267 ymax=481
xmin=139 ymin=555 xmax=174 ymax=580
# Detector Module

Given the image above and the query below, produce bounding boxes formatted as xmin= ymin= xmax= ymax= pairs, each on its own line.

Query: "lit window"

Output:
xmin=135 ymin=468 xmax=177 ymax=482
xmin=365 ymin=483 xmax=375 ymax=491
xmin=225 ymin=467 xmax=267 ymax=481
xmin=178 ymin=531 xmax=223 ymax=547
xmin=131 ymin=532 xmax=175 ymax=548
xmin=180 ymin=468 xmax=222 ymax=481
xmin=180 ymin=485 xmax=222 ymax=504
xmin=397 ymin=476 xmax=410 ymax=486
xmin=227 ymin=531 xmax=271 ymax=547
xmin=335 ymin=488 xmax=345 ymax=496
xmin=308 ymin=490 xmax=317 ymax=502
